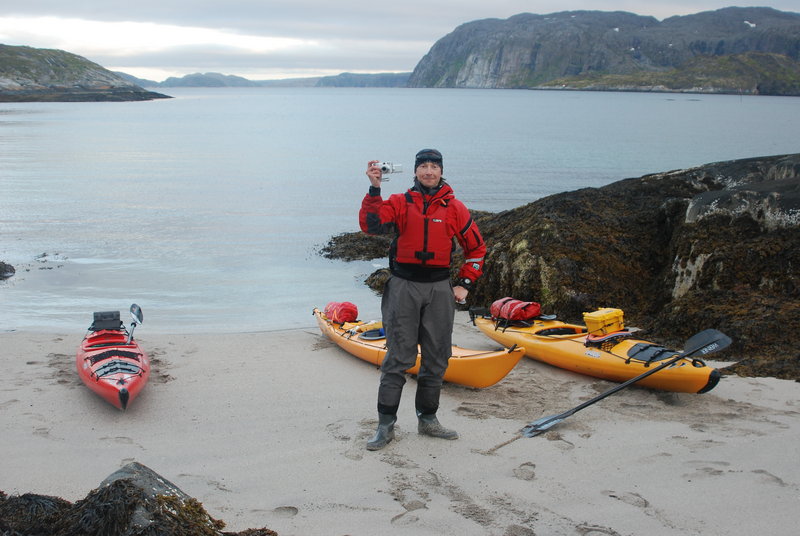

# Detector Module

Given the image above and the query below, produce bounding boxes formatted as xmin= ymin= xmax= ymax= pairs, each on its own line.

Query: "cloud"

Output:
xmin=2 ymin=1 xmax=799 ymax=81
xmin=0 ymin=13 xmax=427 ymax=79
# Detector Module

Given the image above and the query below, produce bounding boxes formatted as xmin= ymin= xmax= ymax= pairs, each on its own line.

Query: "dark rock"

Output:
xmin=0 ymin=462 xmax=277 ymax=535
xmin=0 ymin=490 xmax=71 ymax=534
xmin=365 ymin=268 xmax=391 ymax=293
xmin=322 ymin=153 xmax=800 ymax=381
xmin=0 ymin=261 xmax=14 ymax=280
xmin=0 ymin=88 xmax=170 ymax=102
xmin=320 ymin=232 xmax=391 ymax=261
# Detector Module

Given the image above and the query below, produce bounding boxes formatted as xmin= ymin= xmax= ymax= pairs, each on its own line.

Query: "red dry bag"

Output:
xmin=324 ymin=301 xmax=358 ymax=323
xmin=490 ymin=297 xmax=541 ymax=321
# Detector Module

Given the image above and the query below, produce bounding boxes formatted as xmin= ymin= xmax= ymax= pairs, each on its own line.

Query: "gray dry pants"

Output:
xmin=377 ymin=276 xmax=455 ymax=416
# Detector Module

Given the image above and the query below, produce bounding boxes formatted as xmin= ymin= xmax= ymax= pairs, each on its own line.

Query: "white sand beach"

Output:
xmin=2 ymin=311 xmax=799 ymax=535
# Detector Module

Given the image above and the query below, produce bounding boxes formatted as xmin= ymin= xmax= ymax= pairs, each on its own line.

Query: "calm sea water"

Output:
xmin=1 ymin=88 xmax=798 ymax=333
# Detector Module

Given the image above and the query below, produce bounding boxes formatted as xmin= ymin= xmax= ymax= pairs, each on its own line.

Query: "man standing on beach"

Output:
xmin=359 ymin=148 xmax=486 ymax=450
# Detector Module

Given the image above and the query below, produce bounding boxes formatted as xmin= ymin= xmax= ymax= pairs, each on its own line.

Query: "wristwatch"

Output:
xmin=457 ymin=278 xmax=473 ymax=290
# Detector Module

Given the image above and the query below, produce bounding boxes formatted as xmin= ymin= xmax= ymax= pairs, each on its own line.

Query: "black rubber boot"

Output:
xmin=366 ymin=413 xmax=397 ymax=451
xmin=417 ymin=411 xmax=458 ymax=440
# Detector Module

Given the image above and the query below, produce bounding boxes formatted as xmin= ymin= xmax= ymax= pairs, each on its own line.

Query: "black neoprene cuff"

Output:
xmin=457 ymin=278 xmax=474 ymax=291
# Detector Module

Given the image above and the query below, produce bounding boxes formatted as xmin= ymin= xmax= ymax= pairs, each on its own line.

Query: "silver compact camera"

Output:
xmin=373 ymin=161 xmax=403 ymax=181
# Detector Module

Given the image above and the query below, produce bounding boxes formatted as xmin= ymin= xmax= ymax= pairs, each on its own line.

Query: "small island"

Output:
xmin=0 ymin=44 xmax=170 ymax=102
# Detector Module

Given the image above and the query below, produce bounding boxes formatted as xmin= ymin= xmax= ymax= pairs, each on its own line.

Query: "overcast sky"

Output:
xmin=1 ymin=1 xmax=797 ymax=81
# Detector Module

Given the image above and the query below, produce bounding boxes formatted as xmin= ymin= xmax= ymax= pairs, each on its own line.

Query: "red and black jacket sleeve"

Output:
xmin=451 ymin=200 xmax=486 ymax=288
xmin=359 ymin=186 xmax=399 ymax=235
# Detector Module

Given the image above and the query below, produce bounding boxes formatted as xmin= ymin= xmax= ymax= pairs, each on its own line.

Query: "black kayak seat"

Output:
xmin=90 ymin=311 xmax=123 ymax=331
xmin=358 ymin=328 xmax=386 ymax=340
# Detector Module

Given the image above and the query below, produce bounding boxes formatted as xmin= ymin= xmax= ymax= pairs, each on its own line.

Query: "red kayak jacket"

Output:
xmin=360 ymin=182 xmax=485 ymax=284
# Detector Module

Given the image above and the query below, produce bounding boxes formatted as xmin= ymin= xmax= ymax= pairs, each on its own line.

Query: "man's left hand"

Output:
xmin=453 ymin=285 xmax=468 ymax=304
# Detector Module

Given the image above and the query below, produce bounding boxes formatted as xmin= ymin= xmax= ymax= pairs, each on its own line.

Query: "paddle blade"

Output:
xmin=683 ymin=329 xmax=732 ymax=357
xmin=130 ymin=303 xmax=144 ymax=324
xmin=521 ymin=415 xmax=565 ymax=437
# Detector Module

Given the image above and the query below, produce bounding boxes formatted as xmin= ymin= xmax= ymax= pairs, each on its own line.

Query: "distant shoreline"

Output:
xmin=0 ymin=88 xmax=171 ymax=103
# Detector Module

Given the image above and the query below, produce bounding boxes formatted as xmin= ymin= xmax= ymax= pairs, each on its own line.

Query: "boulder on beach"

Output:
xmin=0 ymin=462 xmax=277 ymax=535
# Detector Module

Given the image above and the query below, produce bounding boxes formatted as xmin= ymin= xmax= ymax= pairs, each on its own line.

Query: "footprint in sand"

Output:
xmin=512 ymin=462 xmax=536 ymax=481
xmin=328 ymin=418 xmax=411 ymax=462
xmin=682 ymin=460 xmax=730 ymax=479
xmin=751 ymin=469 xmax=789 ymax=487
xmin=576 ymin=523 xmax=622 ymax=536
xmin=544 ymin=430 xmax=576 ymax=449
xmin=456 ymin=400 xmax=499 ymax=419
xmin=382 ymin=451 xmax=419 ymax=469
xmin=326 ymin=418 xmax=365 ymax=460
xmin=390 ymin=511 xmax=421 ymax=526
xmin=670 ymin=435 xmax=725 ymax=451
xmin=603 ymin=489 xmax=649 ymax=508
xmin=389 ymin=488 xmax=428 ymax=526
xmin=0 ymin=399 xmax=19 ymax=409
xmin=272 ymin=506 xmax=298 ymax=518
xmin=325 ymin=419 xmax=353 ymax=442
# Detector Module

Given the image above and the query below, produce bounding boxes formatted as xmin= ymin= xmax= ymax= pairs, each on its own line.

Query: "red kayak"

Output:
xmin=76 ymin=304 xmax=150 ymax=410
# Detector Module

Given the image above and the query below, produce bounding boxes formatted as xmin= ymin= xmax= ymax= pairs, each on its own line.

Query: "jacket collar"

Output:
xmin=411 ymin=179 xmax=453 ymax=201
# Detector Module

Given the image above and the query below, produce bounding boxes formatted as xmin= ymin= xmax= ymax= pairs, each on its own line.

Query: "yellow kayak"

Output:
xmin=313 ymin=308 xmax=524 ymax=388
xmin=472 ymin=309 xmax=720 ymax=393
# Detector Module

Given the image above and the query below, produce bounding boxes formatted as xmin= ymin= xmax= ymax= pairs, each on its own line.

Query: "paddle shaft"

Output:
xmin=536 ymin=352 xmax=687 ymax=427
xmin=524 ymin=329 xmax=731 ymax=435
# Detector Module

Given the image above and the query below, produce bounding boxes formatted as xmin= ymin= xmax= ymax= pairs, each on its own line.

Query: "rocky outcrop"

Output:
xmin=408 ymin=7 xmax=800 ymax=93
xmin=0 ymin=462 xmax=276 ymax=535
xmin=0 ymin=44 xmax=170 ymax=102
xmin=0 ymin=261 xmax=14 ymax=280
xmin=322 ymin=154 xmax=800 ymax=381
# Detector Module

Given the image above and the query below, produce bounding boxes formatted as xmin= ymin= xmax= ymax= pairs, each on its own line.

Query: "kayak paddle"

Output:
xmin=521 ymin=328 xmax=732 ymax=437
xmin=126 ymin=303 xmax=144 ymax=345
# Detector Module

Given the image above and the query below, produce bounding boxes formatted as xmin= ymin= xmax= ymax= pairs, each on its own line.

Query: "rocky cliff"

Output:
xmin=322 ymin=153 xmax=800 ymax=381
xmin=408 ymin=7 xmax=800 ymax=94
xmin=0 ymin=44 xmax=170 ymax=102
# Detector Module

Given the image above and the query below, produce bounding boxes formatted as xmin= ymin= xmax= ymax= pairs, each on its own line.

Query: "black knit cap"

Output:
xmin=415 ymin=148 xmax=443 ymax=171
